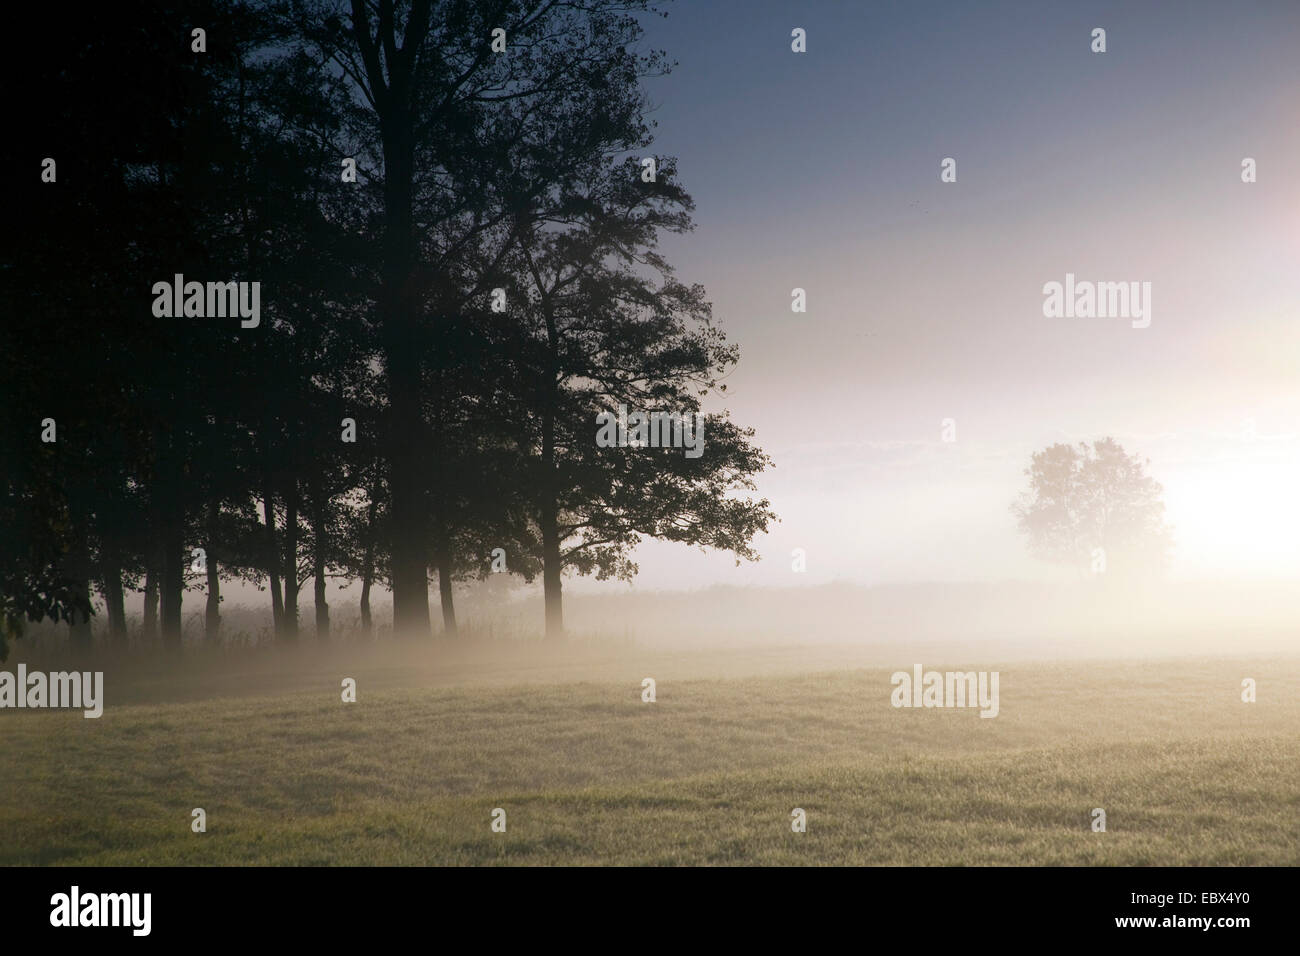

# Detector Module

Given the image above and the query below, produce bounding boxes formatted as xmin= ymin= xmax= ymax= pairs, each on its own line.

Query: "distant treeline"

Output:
xmin=0 ymin=1 xmax=774 ymax=656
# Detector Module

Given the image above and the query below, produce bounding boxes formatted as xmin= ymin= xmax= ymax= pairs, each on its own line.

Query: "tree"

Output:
xmin=0 ymin=3 xmax=366 ymax=652
xmin=1012 ymin=438 xmax=1172 ymax=578
xmin=504 ymin=155 xmax=775 ymax=637
xmin=287 ymin=0 xmax=670 ymax=637
xmin=0 ymin=433 xmax=94 ymax=661
xmin=0 ymin=1 xmax=775 ymax=652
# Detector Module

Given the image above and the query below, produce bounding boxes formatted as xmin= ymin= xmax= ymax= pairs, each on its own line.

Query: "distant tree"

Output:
xmin=1012 ymin=438 xmax=1171 ymax=577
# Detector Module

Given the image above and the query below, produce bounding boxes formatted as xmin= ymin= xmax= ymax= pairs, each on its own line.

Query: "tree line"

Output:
xmin=0 ymin=1 xmax=775 ymax=656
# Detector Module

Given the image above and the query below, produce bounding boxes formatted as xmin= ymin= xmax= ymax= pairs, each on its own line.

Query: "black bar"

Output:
xmin=2 ymin=865 xmax=1284 ymax=942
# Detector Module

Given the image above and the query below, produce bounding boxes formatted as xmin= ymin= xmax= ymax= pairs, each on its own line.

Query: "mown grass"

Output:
xmin=1 ymin=651 xmax=1296 ymax=865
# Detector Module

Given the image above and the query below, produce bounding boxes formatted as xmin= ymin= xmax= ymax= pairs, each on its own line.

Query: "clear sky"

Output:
xmin=584 ymin=0 xmax=1300 ymax=591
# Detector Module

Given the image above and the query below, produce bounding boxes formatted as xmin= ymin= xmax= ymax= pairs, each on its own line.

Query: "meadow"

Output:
xmin=2 ymin=640 xmax=1296 ymax=866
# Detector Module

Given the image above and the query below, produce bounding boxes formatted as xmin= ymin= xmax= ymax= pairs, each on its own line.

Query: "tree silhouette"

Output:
xmin=1012 ymin=438 xmax=1171 ymax=578
xmin=0 ymin=1 xmax=775 ymax=650
xmin=505 ymin=156 xmax=774 ymax=637
xmin=284 ymin=0 xmax=674 ymax=637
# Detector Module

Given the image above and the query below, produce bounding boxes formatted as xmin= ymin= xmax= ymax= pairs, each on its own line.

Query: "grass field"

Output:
xmin=2 ymin=644 xmax=1297 ymax=865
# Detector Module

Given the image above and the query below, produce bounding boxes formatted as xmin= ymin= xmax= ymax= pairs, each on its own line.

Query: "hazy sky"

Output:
xmin=575 ymin=0 xmax=1300 ymax=591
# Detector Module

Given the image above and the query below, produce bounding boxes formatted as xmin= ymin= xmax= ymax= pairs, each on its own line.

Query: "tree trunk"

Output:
xmin=311 ymin=474 xmax=329 ymax=641
xmin=378 ymin=94 xmax=431 ymax=639
xmin=205 ymin=498 xmax=221 ymax=643
xmin=540 ymin=499 xmax=564 ymax=640
xmin=539 ymin=299 xmax=564 ymax=641
xmin=99 ymin=554 xmax=127 ymax=645
xmin=143 ymin=563 xmax=159 ymax=642
xmin=143 ymin=482 xmax=163 ymax=644
xmin=435 ymin=534 xmax=457 ymax=638
xmin=360 ymin=577 xmax=373 ymax=635
xmin=160 ymin=520 xmax=184 ymax=651
xmin=154 ymin=399 xmax=185 ymax=653
xmin=427 ymin=363 xmax=457 ymax=638
xmin=262 ymin=479 xmax=283 ymax=638
xmin=281 ymin=479 xmax=299 ymax=641
xmin=384 ymin=333 xmax=430 ymax=637
xmin=313 ymin=569 xmax=329 ymax=639
xmin=359 ymin=497 xmax=377 ymax=637
xmin=347 ymin=4 xmax=436 ymax=639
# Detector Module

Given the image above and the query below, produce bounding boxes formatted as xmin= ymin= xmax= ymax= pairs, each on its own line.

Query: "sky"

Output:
xmin=576 ymin=0 xmax=1300 ymax=591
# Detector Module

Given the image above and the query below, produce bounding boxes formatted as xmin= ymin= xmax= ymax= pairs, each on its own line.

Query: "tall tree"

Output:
xmin=286 ymin=0 xmax=669 ymax=637
xmin=505 ymin=156 xmax=774 ymax=637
